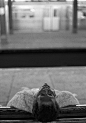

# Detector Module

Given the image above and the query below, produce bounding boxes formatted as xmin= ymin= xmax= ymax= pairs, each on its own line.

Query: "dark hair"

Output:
xmin=32 ymin=83 xmax=59 ymax=122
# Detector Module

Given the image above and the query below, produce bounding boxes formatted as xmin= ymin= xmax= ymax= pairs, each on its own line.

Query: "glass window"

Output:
xmin=0 ymin=0 xmax=85 ymax=49
xmin=0 ymin=2 xmax=86 ymax=120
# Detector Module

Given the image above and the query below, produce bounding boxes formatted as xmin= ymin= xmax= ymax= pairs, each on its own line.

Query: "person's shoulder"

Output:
xmin=18 ymin=87 xmax=39 ymax=96
xmin=57 ymin=91 xmax=77 ymax=97
xmin=54 ymin=89 xmax=60 ymax=96
xmin=55 ymin=90 xmax=80 ymax=107
xmin=31 ymin=88 xmax=39 ymax=96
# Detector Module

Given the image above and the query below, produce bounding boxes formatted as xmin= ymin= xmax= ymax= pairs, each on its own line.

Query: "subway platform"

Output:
xmin=0 ymin=67 xmax=86 ymax=106
xmin=0 ymin=30 xmax=86 ymax=106
xmin=0 ymin=30 xmax=86 ymax=49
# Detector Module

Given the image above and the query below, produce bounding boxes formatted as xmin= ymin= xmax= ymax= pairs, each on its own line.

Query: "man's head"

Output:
xmin=32 ymin=83 xmax=59 ymax=122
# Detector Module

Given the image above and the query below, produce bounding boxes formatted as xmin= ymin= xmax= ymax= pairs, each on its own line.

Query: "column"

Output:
xmin=72 ymin=0 xmax=78 ymax=33
xmin=0 ymin=0 xmax=7 ymax=43
xmin=8 ymin=0 xmax=13 ymax=34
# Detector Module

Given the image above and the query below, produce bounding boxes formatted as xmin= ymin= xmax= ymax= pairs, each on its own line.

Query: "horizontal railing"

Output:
xmin=0 ymin=105 xmax=86 ymax=122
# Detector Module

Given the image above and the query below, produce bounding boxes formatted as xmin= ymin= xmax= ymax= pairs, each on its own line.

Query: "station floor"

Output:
xmin=0 ymin=30 xmax=86 ymax=49
xmin=0 ymin=30 xmax=86 ymax=106
xmin=0 ymin=67 xmax=86 ymax=106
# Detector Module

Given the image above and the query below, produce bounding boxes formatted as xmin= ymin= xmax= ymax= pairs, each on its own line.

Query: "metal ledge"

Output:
xmin=1 ymin=105 xmax=86 ymax=121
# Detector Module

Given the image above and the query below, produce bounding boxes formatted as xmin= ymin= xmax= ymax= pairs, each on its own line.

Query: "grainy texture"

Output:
xmin=1 ymin=30 xmax=86 ymax=49
xmin=7 ymin=88 xmax=79 ymax=112
xmin=0 ymin=67 xmax=86 ymax=106
xmin=1 ymin=119 xmax=86 ymax=123
xmin=56 ymin=91 xmax=79 ymax=107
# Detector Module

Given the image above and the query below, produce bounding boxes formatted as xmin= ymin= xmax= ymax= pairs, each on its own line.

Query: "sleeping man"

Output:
xmin=7 ymin=83 xmax=80 ymax=122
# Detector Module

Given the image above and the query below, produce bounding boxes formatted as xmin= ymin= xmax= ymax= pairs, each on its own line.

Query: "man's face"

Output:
xmin=37 ymin=83 xmax=56 ymax=98
xmin=32 ymin=83 xmax=59 ymax=122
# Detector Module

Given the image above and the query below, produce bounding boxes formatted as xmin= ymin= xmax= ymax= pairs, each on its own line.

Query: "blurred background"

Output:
xmin=0 ymin=0 xmax=86 ymax=49
xmin=0 ymin=1 xmax=86 ymax=108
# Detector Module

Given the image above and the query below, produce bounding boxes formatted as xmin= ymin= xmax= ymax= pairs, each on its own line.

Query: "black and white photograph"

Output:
xmin=0 ymin=0 xmax=86 ymax=123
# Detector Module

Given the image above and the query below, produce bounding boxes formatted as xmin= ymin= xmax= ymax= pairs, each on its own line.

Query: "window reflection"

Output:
xmin=0 ymin=0 xmax=86 ymax=49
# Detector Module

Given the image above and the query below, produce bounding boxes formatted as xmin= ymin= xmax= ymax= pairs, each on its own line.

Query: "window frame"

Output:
xmin=0 ymin=48 xmax=86 ymax=68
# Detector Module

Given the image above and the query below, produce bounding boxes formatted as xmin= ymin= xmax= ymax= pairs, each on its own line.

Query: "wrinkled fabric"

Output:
xmin=7 ymin=88 xmax=79 ymax=113
xmin=56 ymin=91 xmax=79 ymax=108
xmin=7 ymin=88 xmax=35 ymax=113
